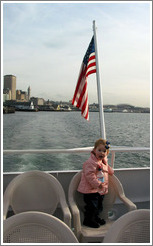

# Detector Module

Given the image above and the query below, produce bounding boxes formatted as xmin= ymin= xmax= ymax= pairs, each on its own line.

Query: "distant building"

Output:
xmin=4 ymin=75 xmax=16 ymax=100
xmin=28 ymin=86 xmax=31 ymax=101
xmin=30 ymin=97 xmax=44 ymax=106
xmin=16 ymin=90 xmax=28 ymax=101
xmin=3 ymin=88 xmax=11 ymax=102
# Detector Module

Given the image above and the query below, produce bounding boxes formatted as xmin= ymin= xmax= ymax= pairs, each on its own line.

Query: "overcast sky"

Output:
xmin=2 ymin=1 xmax=151 ymax=107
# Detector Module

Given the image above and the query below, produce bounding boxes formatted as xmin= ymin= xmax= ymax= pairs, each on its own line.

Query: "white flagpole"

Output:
xmin=93 ymin=20 xmax=106 ymax=139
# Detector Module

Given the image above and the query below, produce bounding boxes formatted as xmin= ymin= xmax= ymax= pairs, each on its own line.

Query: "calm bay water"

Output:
xmin=3 ymin=111 xmax=150 ymax=172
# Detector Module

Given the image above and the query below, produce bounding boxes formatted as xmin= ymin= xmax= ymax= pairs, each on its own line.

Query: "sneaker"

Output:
xmin=83 ymin=219 xmax=100 ymax=228
xmin=95 ymin=217 xmax=106 ymax=225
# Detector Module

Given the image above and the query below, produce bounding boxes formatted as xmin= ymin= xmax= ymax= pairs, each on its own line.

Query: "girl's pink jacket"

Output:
xmin=77 ymin=152 xmax=114 ymax=195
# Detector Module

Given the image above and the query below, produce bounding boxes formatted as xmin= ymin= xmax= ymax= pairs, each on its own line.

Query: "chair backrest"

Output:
xmin=101 ymin=174 xmax=122 ymax=220
xmin=70 ymin=171 xmax=84 ymax=222
xmin=69 ymin=171 xmax=118 ymax=222
xmin=4 ymin=170 xmax=67 ymax=215
xmin=3 ymin=211 xmax=79 ymax=243
xmin=103 ymin=209 xmax=150 ymax=243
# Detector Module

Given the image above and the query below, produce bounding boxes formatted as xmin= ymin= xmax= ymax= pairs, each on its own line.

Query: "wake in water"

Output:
xmin=3 ymin=112 xmax=150 ymax=172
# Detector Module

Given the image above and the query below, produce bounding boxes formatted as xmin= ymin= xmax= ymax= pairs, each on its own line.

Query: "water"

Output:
xmin=3 ymin=111 xmax=150 ymax=172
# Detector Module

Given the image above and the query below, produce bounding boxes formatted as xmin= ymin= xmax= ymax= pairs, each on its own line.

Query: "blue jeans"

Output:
xmin=83 ymin=193 xmax=105 ymax=221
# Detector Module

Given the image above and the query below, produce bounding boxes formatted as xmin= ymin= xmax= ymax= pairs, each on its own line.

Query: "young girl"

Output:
xmin=77 ymin=138 xmax=114 ymax=228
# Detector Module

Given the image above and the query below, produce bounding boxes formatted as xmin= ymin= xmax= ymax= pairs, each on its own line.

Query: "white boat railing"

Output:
xmin=3 ymin=146 xmax=150 ymax=168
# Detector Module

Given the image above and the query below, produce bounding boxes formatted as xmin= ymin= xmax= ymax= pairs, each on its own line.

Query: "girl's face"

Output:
xmin=93 ymin=144 xmax=107 ymax=160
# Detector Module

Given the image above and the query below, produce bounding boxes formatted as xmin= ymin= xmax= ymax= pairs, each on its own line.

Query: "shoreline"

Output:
xmin=3 ymin=109 xmax=150 ymax=114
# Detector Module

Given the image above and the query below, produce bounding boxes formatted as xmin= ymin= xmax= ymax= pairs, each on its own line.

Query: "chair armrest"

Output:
xmin=112 ymin=175 xmax=137 ymax=211
xmin=3 ymin=194 xmax=10 ymax=220
xmin=119 ymin=194 xmax=137 ymax=211
xmin=69 ymin=200 xmax=81 ymax=239
xmin=60 ymin=201 xmax=72 ymax=228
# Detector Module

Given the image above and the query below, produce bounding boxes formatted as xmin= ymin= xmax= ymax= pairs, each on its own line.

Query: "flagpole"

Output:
xmin=93 ymin=20 xmax=106 ymax=139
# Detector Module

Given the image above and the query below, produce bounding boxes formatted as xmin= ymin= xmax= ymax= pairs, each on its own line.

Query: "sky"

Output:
xmin=2 ymin=1 xmax=151 ymax=107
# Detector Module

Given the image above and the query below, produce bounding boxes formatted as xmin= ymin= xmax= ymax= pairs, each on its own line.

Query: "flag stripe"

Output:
xmin=81 ymin=88 xmax=88 ymax=113
xmin=86 ymin=69 xmax=96 ymax=78
xmin=72 ymin=64 xmax=86 ymax=105
xmin=88 ymin=53 xmax=95 ymax=62
xmin=87 ymin=61 xmax=96 ymax=70
xmin=72 ymin=36 xmax=96 ymax=121
xmin=74 ymin=68 xmax=87 ymax=106
xmin=78 ymin=81 xmax=87 ymax=108
xmin=86 ymin=63 xmax=96 ymax=76
xmin=75 ymin=77 xmax=86 ymax=107
xmin=81 ymin=86 xmax=89 ymax=120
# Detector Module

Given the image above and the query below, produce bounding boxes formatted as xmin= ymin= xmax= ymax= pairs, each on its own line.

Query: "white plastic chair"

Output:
xmin=103 ymin=209 xmax=150 ymax=243
xmin=68 ymin=171 xmax=137 ymax=243
xmin=3 ymin=170 xmax=71 ymax=227
xmin=3 ymin=211 xmax=79 ymax=243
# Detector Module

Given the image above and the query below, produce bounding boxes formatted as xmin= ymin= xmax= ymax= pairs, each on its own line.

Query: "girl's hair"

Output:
xmin=94 ymin=138 xmax=110 ymax=155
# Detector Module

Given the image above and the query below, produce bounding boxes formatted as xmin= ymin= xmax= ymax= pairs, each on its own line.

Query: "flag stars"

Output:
xmin=83 ymin=36 xmax=95 ymax=65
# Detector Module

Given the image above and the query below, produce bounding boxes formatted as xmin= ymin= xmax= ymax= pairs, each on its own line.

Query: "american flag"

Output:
xmin=72 ymin=36 xmax=96 ymax=120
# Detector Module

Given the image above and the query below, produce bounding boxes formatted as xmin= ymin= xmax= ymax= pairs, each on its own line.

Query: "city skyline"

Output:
xmin=3 ymin=73 xmax=150 ymax=109
xmin=2 ymin=1 xmax=151 ymax=107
